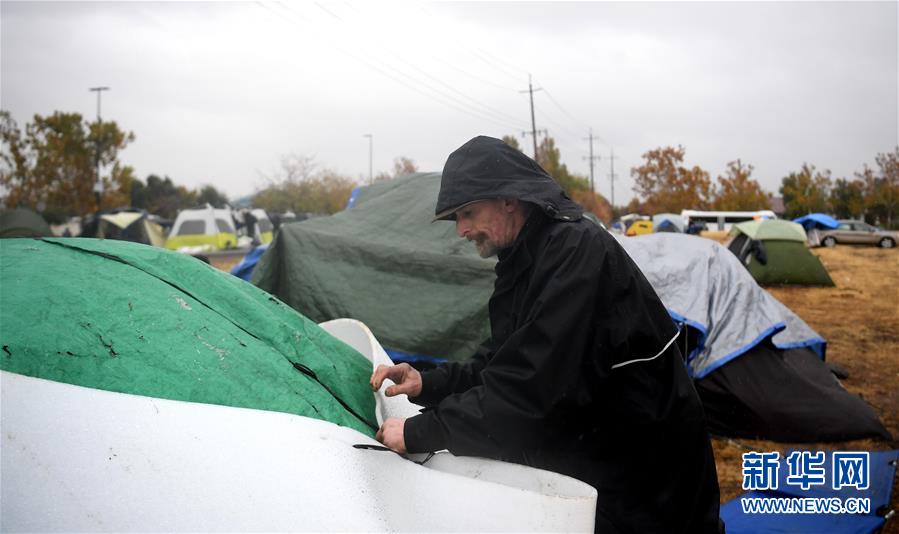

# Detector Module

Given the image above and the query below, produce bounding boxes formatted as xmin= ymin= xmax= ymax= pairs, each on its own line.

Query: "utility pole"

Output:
xmin=519 ymin=74 xmax=542 ymax=159
xmin=582 ymin=129 xmax=601 ymax=193
xmin=363 ymin=134 xmax=373 ymax=185
xmin=89 ymin=86 xmax=109 ymax=211
xmin=608 ymin=147 xmax=619 ymax=211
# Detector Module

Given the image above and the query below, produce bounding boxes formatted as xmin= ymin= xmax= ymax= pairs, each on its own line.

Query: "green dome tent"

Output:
xmin=727 ymin=219 xmax=835 ymax=286
xmin=0 ymin=208 xmax=53 ymax=238
xmin=0 ymin=238 xmax=377 ymax=436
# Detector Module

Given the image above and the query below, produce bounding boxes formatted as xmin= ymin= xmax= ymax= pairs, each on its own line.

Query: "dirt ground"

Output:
xmin=710 ymin=243 xmax=899 ymax=531
xmin=211 ymin=239 xmax=899 ymax=530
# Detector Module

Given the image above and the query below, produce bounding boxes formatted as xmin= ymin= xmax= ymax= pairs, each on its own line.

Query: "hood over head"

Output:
xmin=434 ymin=136 xmax=583 ymax=222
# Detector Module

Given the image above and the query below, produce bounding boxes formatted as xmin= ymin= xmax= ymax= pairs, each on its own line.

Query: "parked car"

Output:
xmin=817 ymin=219 xmax=897 ymax=248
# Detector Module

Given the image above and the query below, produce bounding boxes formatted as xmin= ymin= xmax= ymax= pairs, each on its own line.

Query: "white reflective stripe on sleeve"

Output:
xmin=610 ymin=330 xmax=680 ymax=370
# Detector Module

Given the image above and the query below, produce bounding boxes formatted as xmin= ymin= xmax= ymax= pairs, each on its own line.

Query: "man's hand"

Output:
xmin=370 ymin=363 xmax=422 ymax=398
xmin=375 ymin=417 xmax=407 ymax=454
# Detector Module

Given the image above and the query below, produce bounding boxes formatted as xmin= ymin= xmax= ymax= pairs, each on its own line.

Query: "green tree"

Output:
xmin=253 ymin=154 xmax=356 ymax=215
xmin=0 ymin=110 xmax=135 ymax=216
xmin=631 ymin=146 xmax=712 ymax=213
xmin=535 ymin=135 xmax=612 ymax=221
xmin=131 ymin=174 xmax=198 ymax=220
xmin=779 ymin=163 xmax=831 ymax=219
xmin=196 ymin=184 xmax=229 ymax=208
xmin=712 ymin=159 xmax=770 ymax=210
xmin=501 ymin=135 xmax=521 ymax=151
xmin=829 ymin=178 xmax=866 ymax=220
xmin=392 ymin=157 xmax=418 ymax=177
xmin=856 ymin=147 xmax=899 ymax=228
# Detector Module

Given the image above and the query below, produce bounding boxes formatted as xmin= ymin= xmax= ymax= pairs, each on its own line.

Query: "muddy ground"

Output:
xmin=212 ymin=240 xmax=899 ymax=530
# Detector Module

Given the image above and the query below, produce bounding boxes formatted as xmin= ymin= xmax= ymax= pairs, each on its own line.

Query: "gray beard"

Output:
xmin=474 ymin=238 xmax=500 ymax=258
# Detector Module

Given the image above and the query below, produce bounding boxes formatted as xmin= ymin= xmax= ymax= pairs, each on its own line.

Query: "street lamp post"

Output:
xmin=363 ymin=134 xmax=373 ymax=185
xmin=89 ymin=86 xmax=109 ymax=210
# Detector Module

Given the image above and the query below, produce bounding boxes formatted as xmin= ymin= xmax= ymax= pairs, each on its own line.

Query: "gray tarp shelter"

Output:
xmin=253 ymin=174 xmax=889 ymax=441
xmin=616 ymin=232 xmax=824 ymax=379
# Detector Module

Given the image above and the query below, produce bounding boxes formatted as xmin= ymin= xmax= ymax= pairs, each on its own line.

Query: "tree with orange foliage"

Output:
xmin=631 ymin=146 xmax=712 ymax=214
xmin=0 ymin=110 xmax=134 ymax=218
xmin=712 ymin=159 xmax=770 ymax=210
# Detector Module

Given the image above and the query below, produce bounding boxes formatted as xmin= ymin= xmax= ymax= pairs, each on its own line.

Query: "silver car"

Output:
xmin=818 ymin=219 xmax=898 ymax=248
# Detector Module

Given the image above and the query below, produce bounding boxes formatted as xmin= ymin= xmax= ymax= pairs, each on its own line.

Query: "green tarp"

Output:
xmin=253 ymin=173 xmax=496 ymax=362
xmin=0 ymin=238 xmax=376 ymax=436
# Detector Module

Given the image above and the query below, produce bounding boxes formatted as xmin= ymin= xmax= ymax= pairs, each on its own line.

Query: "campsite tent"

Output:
xmin=0 ymin=238 xmax=596 ymax=531
xmin=652 ymin=213 xmax=685 ymax=233
xmin=617 ymin=233 xmax=887 ymax=442
xmin=254 ymin=174 xmax=887 ymax=442
xmin=727 ymin=219 xmax=835 ymax=286
xmin=250 ymin=208 xmax=274 ymax=244
xmin=81 ymin=207 xmax=166 ymax=247
xmin=165 ymin=204 xmax=238 ymax=252
xmin=0 ymin=207 xmax=52 ymax=238
xmin=254 ymin=173 xmax=496 ymax=364
xmin=793 ymin=213 xmax=840 ymax=247
xmin=794 ymin=212 xmax=840 ymax=232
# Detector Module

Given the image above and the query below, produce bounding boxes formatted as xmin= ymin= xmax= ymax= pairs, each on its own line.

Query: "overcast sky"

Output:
xmin=2 ymin=1 xmax=897 ymax=205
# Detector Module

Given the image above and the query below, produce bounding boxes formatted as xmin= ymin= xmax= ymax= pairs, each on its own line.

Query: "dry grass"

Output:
xmin=210 ymin=241 xmax=899 ymax=528
xmin=209 ymin=255 xmax=243 ymax=273
xmin=711 ymin=244 xmax=899 ymax=530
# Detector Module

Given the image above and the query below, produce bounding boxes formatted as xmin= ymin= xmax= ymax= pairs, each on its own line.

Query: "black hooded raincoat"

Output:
xmin=404 ymin=136 xmax=722 ymax=533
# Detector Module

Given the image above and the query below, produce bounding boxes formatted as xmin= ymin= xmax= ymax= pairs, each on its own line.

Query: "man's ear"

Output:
xmin=502 ymin=198 xmax=520 ymax=213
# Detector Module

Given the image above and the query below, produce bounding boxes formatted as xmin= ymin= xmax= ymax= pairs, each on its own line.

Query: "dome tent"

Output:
xmin=0 ymin=207 xmax=52 ymax=238
xmin=727 ymin=219 xmax=835 ymax=286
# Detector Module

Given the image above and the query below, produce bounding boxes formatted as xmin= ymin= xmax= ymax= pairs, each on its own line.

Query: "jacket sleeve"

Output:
xmin=404 ymin=228 xmax=602 ymax=456
xmin=410 ymin=341 xmax=492 ymax=407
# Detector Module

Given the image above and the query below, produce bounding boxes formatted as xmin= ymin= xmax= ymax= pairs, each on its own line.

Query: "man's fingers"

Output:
xmin=385 ymin=382 xmax=413 ymax=397
xmin=370 ymin=364 xmax=394 ymax=391
xmin=370 ymin=364 xmax=408 ymax=391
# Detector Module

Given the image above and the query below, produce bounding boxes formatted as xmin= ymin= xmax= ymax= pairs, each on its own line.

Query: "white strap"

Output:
xmin=610 ymin=330 xmax=680 ymax=369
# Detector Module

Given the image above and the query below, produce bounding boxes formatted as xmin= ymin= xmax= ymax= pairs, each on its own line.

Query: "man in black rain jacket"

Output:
xmin=370 ymin=135 xmax=722 ymax=533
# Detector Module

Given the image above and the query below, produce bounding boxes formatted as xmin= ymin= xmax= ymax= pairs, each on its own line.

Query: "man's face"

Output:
xmin=454 ymin=199 xmax=519 ymax=258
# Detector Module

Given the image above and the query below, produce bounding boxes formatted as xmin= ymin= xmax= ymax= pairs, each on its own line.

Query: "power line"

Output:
xmin=259 ymin=2 xmax=528 ymax=132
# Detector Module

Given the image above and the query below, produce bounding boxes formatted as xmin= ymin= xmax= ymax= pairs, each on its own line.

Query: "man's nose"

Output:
xmin=456 ymin=219 xmax=469 ymax=238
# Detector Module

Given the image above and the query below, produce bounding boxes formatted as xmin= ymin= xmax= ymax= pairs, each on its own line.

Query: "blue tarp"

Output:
xmin=794 ymin=213 xmax=839 ymax=231
xmin=720 ymin=449 xmax=898 ymax=533
xmin=230 ymin=244 xmax=269 ymax=281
